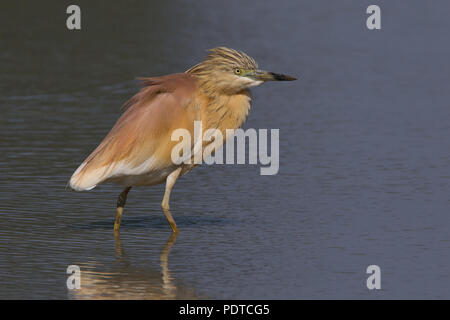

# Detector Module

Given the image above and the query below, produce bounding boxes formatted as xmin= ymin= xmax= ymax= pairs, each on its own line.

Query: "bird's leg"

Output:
xmin=114 ymin=186 xmax=132 ymax=232
xmin=161 ymin=167 xmax=182 ymax=233
xmin=161 ymin=168 xmax=182 ymax=210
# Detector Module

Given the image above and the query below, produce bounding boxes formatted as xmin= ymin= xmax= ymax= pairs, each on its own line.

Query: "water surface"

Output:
xmin=1 ymin=0 xmax=450 ymax=299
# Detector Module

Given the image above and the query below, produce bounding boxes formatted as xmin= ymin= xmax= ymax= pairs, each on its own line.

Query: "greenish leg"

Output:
xmin=114 ymin=186 xmax=132 ymax=232
xmin=161 ymin=168 xmax=182 ymax=233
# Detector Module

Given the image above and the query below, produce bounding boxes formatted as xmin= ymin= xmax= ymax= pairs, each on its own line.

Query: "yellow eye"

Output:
xmin=233 ymin=68 xmax=243 ymax=75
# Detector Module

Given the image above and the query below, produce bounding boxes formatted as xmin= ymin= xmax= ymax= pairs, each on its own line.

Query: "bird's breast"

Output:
xmin=202 ymin=90 xmax=252 ymax=137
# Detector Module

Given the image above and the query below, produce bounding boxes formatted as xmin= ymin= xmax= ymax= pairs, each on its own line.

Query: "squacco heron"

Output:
xmin=70 ymin=47 xmax=295 ymax=233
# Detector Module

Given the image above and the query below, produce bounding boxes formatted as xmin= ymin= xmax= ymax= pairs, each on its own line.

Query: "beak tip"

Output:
xmin=270 ymin=73 xmax=297 ymax=81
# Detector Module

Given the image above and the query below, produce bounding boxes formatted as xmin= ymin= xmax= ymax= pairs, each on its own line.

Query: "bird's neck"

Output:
xmin=200 ymin=89 xmax=252 ymax=137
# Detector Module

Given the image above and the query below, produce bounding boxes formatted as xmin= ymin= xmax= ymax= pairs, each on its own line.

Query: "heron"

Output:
xmin=69 ymin=47 xmax=296 ymax=233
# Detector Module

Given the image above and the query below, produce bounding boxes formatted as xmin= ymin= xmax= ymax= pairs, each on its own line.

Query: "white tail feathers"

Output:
xmin=69 ymin=162 xmax=101 ymax=191
xmin=69 ymin=157 xmax=159 ymax=191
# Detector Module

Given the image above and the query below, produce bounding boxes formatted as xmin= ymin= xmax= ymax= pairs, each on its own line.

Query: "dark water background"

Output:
xmin=1 ymin=0 xmax=450 ymax=299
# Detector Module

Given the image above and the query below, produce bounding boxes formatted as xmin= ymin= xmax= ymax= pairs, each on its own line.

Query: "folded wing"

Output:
xmin=70 ymin=73 xmax=199 ymax=191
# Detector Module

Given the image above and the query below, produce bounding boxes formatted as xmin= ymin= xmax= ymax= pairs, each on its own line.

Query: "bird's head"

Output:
xmin=187 ymin=47 xmax=296 ymax=94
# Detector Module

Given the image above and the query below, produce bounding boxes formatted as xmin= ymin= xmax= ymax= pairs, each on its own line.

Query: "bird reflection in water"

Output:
xmin=69 ymin=231 xmax=199 ymax=299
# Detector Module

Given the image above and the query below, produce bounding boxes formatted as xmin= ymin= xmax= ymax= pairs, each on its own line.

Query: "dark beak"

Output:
xmin=251 ymin=70 xmax=297 ymax=81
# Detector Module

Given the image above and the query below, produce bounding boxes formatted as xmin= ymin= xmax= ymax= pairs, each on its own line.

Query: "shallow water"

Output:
xmin=1 ymin=1 xmax=450 ymax=299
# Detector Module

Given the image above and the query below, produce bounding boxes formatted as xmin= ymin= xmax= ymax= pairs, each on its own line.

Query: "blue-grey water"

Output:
xmin=1 ymin=0 xmax=450 ymax=299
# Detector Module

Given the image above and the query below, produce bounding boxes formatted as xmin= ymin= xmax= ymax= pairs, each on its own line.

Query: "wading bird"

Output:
xmin=70 ymin=47 xmax=295 ymax=233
